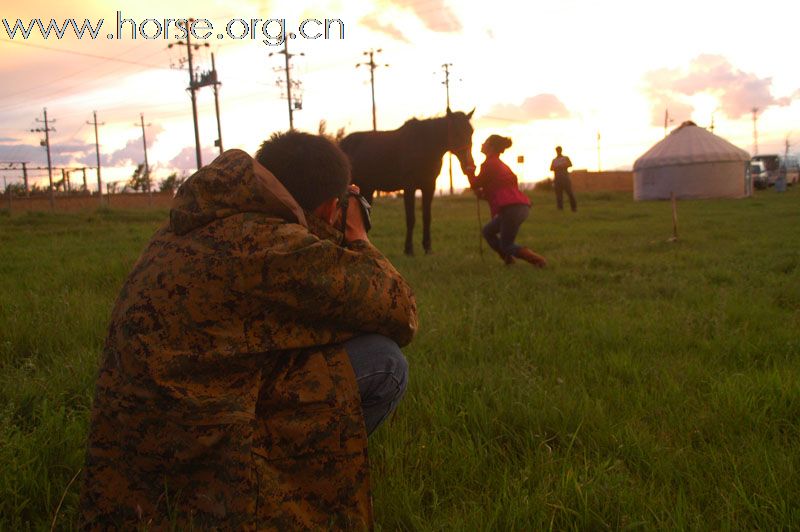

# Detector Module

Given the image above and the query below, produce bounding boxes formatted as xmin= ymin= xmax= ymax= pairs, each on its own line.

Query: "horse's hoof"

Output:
xmin=424 ymin=248 xmax=434 ymax=255
xmin=404 ymin=249 xmax=414 ymax=256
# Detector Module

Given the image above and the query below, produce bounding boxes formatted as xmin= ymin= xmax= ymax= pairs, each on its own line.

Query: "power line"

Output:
xmin=0 ymin=164 xmax=95 ymax=171
xmin=0 ymin=162 xmax=30 ymax=196
xmin=0 ymin=42 xmax=145 ymax=103
xmin=0 ymin=37 xmax=171 ymax=69
xmin=0 ymin=48 xmax=171 ymax=114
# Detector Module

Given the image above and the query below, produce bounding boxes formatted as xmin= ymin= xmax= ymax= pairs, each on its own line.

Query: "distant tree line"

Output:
xmin=3 ymin=165 xmax=186 ymax=196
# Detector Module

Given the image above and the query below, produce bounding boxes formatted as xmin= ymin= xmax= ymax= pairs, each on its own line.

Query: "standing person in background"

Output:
xmin=550 ymin=145 xmax=577 ymax=212
xmin=469 ymin=134 xmax=547 ymax=267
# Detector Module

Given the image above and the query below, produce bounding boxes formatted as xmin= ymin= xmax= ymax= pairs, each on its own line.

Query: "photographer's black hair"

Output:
xmin=255 ymin=130 xmax=351 ymax=211
xmin=485 ymin=134 xmax=513 ymax=154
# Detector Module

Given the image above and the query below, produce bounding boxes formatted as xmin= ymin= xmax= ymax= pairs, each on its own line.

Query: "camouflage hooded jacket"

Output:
xmin=79 ymin=149 xmax=418 ymax=530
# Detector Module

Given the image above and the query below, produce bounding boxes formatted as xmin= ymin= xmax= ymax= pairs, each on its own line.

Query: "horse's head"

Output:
xmin=445 ymin=107 xmax=476 ymax=176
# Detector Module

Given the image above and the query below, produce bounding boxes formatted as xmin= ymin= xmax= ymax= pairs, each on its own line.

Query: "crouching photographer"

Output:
xmin=80 ymin=130 xmax=418 ymax=530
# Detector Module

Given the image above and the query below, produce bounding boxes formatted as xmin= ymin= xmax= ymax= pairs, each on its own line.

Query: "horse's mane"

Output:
xmin=401 ymin=115 xmax=441 ymax=127
xmin=400 ymin=111 xmax=470 ymax=129
xmin=394 ymin=116 xmax=448 ymax=150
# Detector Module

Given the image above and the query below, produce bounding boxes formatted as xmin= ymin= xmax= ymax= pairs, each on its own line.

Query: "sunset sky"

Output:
xmin=2 ymin=0 xmax=799 ymax=192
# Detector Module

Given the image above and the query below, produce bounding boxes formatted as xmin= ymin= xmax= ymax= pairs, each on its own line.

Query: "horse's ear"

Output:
xmin=446 ymin=106 xmax=452 ymax=116
xmin=467 ymin=107 xmax=475 ymax=119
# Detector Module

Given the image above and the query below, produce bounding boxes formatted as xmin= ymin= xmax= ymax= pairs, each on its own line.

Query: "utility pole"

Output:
xmin=136 ymin=113 xmax=153 ymax=206
xmin=270 ymin=40 xmax=304 ymax=130
xmin=169 ymin=19 xmax=208 ymax=170
xmin=442 ymin=63 xmax=453 ymax=110
xmin=664 ymin=108 xmax=669 ymax=138
xmin=283 ymin=41 xmax=294 ymax=130
xmin=597 ymin=130 xmax=602 ymax=172
xmin=31 ymin=108 xmax=56 ymax=210
xmin=442 ymin=63 xmax=454 ymax=195
xmin=752 ymin=107 xmax=759 ymax=155
xmin=86 ymin=111 xmax=105 ymax=205
xmin=356 ymin=49 xmax=388 ymax=131
xmin=211 ymin=53 xmax=224 ymax=154
xmin=785 ymin=135 xmax=791 ymax=160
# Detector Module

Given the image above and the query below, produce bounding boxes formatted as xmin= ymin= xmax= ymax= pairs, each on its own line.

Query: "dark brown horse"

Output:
xmin=340 ymin=108 xmax=476 ymax=255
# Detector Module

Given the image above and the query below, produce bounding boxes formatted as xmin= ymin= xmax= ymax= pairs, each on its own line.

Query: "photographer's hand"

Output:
xmin=342 ymin=185 xmax=369 ymax=244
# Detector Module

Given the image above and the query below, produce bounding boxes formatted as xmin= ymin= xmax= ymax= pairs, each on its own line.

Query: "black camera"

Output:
xmin=338 ymin=190 xmax=372 ymax=235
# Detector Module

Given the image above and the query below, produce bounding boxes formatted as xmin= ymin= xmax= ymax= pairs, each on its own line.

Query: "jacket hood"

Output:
xmin=169 ymin=149 xmax=307 ymax=235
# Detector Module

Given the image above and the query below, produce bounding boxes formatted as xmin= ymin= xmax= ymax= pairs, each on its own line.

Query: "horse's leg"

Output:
xmin=403 ymin=187 xmax=415 ymax=256
xmin=421 ymin=184 xmax=434 ymax=254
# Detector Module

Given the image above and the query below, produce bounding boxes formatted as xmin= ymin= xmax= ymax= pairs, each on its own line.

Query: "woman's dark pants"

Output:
xmin=482 ymin=203 xmax=530 ymax=258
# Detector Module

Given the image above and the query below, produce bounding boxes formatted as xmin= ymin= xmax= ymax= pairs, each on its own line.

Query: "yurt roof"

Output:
xmin=633 ymin=121 xmax=750 ymax=171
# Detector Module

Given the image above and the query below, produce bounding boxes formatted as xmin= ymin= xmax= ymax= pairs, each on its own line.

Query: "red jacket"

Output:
xmin=470 ymin=154 xmax=530 ymax=217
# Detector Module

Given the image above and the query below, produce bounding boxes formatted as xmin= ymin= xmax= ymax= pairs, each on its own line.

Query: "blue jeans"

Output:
xmin=482 ymin=203 xmax=530 ymax=257
xmin=344 ymin=334 xmax=408 ymax=436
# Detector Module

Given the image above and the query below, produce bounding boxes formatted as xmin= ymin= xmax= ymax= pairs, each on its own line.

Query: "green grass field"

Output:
xmin=1 ymin=188 xmax=799 ymax=530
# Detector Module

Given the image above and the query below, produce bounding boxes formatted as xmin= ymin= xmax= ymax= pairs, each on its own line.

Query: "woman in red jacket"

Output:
xmin=469 ymin=135 xmax=547 ymax=267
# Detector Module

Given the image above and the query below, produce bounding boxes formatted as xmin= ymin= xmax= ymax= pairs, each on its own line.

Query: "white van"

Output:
xmin=750 ymin=155 xmax=800 ymax=187
xmin=748 ymin=160 xmax=769 ymax=189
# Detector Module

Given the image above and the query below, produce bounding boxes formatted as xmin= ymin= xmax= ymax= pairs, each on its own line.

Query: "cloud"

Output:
xmin=0 ymin=125 xmax=165 ymax=169
xmin=388 ymin=0 xmax=462 ymax=33
xmin=0 ymin=142 xmax=93 ymax=166
xmin=360 ymin=14 xmax=410 ymax=43
xmin=643 ymin=54 xmax=799 ymax=126
xmin=0 ymin=144 xmax=47 ymax=165
xmin=99 ymin=125 xmax=164 ymax=167
xmin=484 ymin=94 xmax=571 ymax=122
xmin=167 ymin=146 xmax=220 ymax=172
xmin=0 ymin=137 xmax=18 ymax=143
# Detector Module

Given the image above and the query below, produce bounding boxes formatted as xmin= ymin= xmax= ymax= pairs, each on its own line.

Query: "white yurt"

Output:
xmin=633 ymin=121 xmax=751 ymax=200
